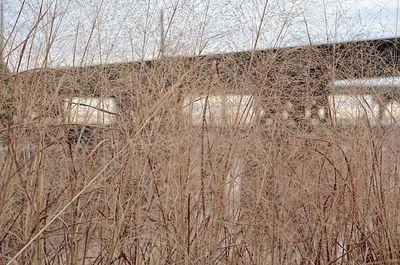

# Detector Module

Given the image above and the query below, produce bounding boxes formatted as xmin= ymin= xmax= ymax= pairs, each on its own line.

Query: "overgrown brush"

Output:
xmin=1 ymin=1 xmax=400 ymax=264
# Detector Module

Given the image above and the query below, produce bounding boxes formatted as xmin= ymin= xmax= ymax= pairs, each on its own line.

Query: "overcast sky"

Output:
xmin=2 ymin=0 xmax=399 ymax=70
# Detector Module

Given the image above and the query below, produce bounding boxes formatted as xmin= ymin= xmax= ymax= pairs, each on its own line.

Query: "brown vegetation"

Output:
xmin=1 ymin=1 xmax=400 ymax=264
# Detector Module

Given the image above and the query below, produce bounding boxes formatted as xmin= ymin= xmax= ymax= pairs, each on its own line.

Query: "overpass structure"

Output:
xmin=6 ymin=37 xmax=400 ymax=128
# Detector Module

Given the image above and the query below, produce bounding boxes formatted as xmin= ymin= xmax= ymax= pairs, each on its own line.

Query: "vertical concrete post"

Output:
xmin=160 ymin=9 xmax=165 ymax=59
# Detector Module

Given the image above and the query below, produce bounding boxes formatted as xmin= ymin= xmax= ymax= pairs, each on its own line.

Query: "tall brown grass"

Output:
xmin=1 ymin=1 xmax=400 ymax=264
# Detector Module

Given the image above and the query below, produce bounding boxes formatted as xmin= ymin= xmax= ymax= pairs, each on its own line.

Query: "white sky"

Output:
xmin=2 ymin=0 xmax=399 ymax=70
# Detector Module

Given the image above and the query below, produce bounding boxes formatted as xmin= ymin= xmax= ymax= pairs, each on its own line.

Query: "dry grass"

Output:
xmin=1 ymin=1 xmax=400 ymax=264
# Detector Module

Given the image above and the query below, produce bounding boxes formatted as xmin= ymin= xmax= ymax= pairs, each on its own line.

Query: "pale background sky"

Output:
xmin=2 ymin=0 xmax=399 ymax=70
